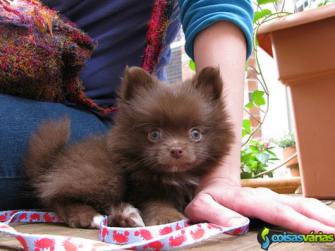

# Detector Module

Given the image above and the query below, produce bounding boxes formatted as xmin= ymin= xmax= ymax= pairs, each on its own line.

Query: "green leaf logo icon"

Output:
xmin=261 ymin=227 xmax=270 ymax=241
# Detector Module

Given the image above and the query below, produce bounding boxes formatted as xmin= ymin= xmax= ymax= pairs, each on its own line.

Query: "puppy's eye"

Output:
xmin=189 ymin=128 xmax=202 ymax=142
xmin=148 ymin=129 xmax=161 ymax=142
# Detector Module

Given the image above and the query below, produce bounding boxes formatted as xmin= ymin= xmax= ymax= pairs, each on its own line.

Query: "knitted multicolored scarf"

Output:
xmin=0 ymin=0 xmax=174 ymax=117
xmin=142 ymin=0 xmax=174 ymax=73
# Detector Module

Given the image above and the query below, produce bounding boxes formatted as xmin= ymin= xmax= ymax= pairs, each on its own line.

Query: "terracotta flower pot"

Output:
xmin=257 ymin=4 xmax=335 ymax=199
xmin=282 ymin=146 xmax=300 ymax=177
xmin=241 ymin=177 xmax=301 ymax=194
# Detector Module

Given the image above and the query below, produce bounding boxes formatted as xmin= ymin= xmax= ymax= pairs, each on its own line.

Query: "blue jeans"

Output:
xmin=0 ymin=94 xmax=109 ymax=209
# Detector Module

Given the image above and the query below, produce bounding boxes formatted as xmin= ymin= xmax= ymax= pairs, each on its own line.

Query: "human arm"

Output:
xmin=179 ymin=1 xmax=335 ymax=234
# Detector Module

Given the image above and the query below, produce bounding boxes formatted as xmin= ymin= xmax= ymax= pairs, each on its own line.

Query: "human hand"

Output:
xmin=185 ymin=178 xmax=335 ymax=234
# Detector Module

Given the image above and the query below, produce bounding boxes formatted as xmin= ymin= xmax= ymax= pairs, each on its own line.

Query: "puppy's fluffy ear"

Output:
xmin=120 ymin=66 xmax=156 ymax=100
xmin=192 ymin=67 xmax=223 ymax=101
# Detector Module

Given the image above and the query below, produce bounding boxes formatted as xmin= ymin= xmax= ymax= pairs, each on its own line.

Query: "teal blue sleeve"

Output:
xmin=178 ymin=0 xmax=254 ymax=60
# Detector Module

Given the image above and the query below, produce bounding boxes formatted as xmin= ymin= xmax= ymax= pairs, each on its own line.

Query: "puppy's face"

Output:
xmin=114 ymin=66 xmax=233 ymax=174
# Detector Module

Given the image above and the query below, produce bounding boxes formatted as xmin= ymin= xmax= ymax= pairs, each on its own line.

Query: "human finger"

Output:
xmin=266 ymin=204 xmax=335 ymax=234
xmin=280 ymin=196 xmax=335 ymax=228
xmin=185 ymin=193 xmax=249 ymax=227
xmin=213 ymin=187 xmax=335 ymax=234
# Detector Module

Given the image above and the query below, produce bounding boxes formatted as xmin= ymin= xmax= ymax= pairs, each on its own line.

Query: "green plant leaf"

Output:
xmin=189 ymin=60 xmax=196 ymax=72
xmin=241 ymin=152 xmax=253 ymax=162
xmin=273 ymin=133 xmax=296 ymax=148
xmin=245 ymin=101 xmax=254 ymax=109
xmin=241 ymin=138 xmax=279 ymax=179
xmin=253 ymin=9 xmax=272 ymax=23
xmin=251 ymin=90 xmax=266 ymax=106
xmin=242 ymin=119 xmax=252 ymax=137
xmin=249 ymin=160 xmax=259 ymax=169
xmin=243 ymin=119 xmax=251 ymax=131
xmin=257 ymin=0 xmax=279 ymax=5
xmin=250 ymin=145 xmax=259 ymax=153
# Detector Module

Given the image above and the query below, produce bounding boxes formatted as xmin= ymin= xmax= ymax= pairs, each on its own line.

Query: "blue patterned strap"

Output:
xmin=0 ymin=210 xmax=249 ymax=250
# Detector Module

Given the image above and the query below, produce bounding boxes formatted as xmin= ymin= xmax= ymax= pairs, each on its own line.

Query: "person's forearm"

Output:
xmin=194 ymin=21 xmax=247 ymax=187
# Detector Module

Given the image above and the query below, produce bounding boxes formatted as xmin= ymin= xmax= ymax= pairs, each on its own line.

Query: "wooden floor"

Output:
xmin=0 ymin=200 xmax=334 ymax=251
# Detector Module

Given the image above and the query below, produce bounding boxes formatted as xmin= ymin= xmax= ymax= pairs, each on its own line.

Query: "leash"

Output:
xmin=0 ymin=210 xmax=249 ymax=250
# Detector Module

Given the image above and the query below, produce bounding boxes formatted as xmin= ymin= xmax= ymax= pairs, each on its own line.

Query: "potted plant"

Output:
xmin=240 ymin=139 xmax=301 ymax=194
xmin=237 ymin=0 xmax=302 ymax=194
xmin=257 ymin=3 xmax=335 ymax=198
xmin=274 ymin=133 xmax=300 ymax=177
xmin=240 ymin=139 xmax=278 ymax=179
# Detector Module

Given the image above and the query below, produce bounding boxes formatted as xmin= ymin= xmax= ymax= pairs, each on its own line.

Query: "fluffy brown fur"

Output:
xmin=24 ymin=66 xmax=234 ymax=228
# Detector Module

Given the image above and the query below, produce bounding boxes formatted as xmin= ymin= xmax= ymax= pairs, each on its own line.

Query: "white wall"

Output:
xmin=256 ymin=48 xmax=293 ymax=141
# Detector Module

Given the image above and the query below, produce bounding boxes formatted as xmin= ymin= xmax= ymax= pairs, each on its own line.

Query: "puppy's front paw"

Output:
xmin=108 ymin=203 xmax=145 ymax=227
xmin=59 ymin=204 xmax=101 ymax=229
xmin=145 ymin=210 xmax=186 ymax=226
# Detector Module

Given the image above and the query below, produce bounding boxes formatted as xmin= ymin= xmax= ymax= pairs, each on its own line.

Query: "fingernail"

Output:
xmin=227 ymin=217 xmax=248 ymax=226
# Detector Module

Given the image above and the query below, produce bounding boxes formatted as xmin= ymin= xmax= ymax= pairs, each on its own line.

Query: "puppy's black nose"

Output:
xmin=170 ymin=147 xmax=183 ymax=159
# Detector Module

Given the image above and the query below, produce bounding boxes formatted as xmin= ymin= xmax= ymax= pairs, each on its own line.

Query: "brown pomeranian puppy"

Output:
xmin=24 ymin=66 xmax=234 ymax=228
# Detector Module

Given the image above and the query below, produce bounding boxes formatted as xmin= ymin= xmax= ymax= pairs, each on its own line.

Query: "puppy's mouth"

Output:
xmin=160 ymin=162 xmax=194 ymax=173
xmin=154 ymin=150 xmax=198 ymax=173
